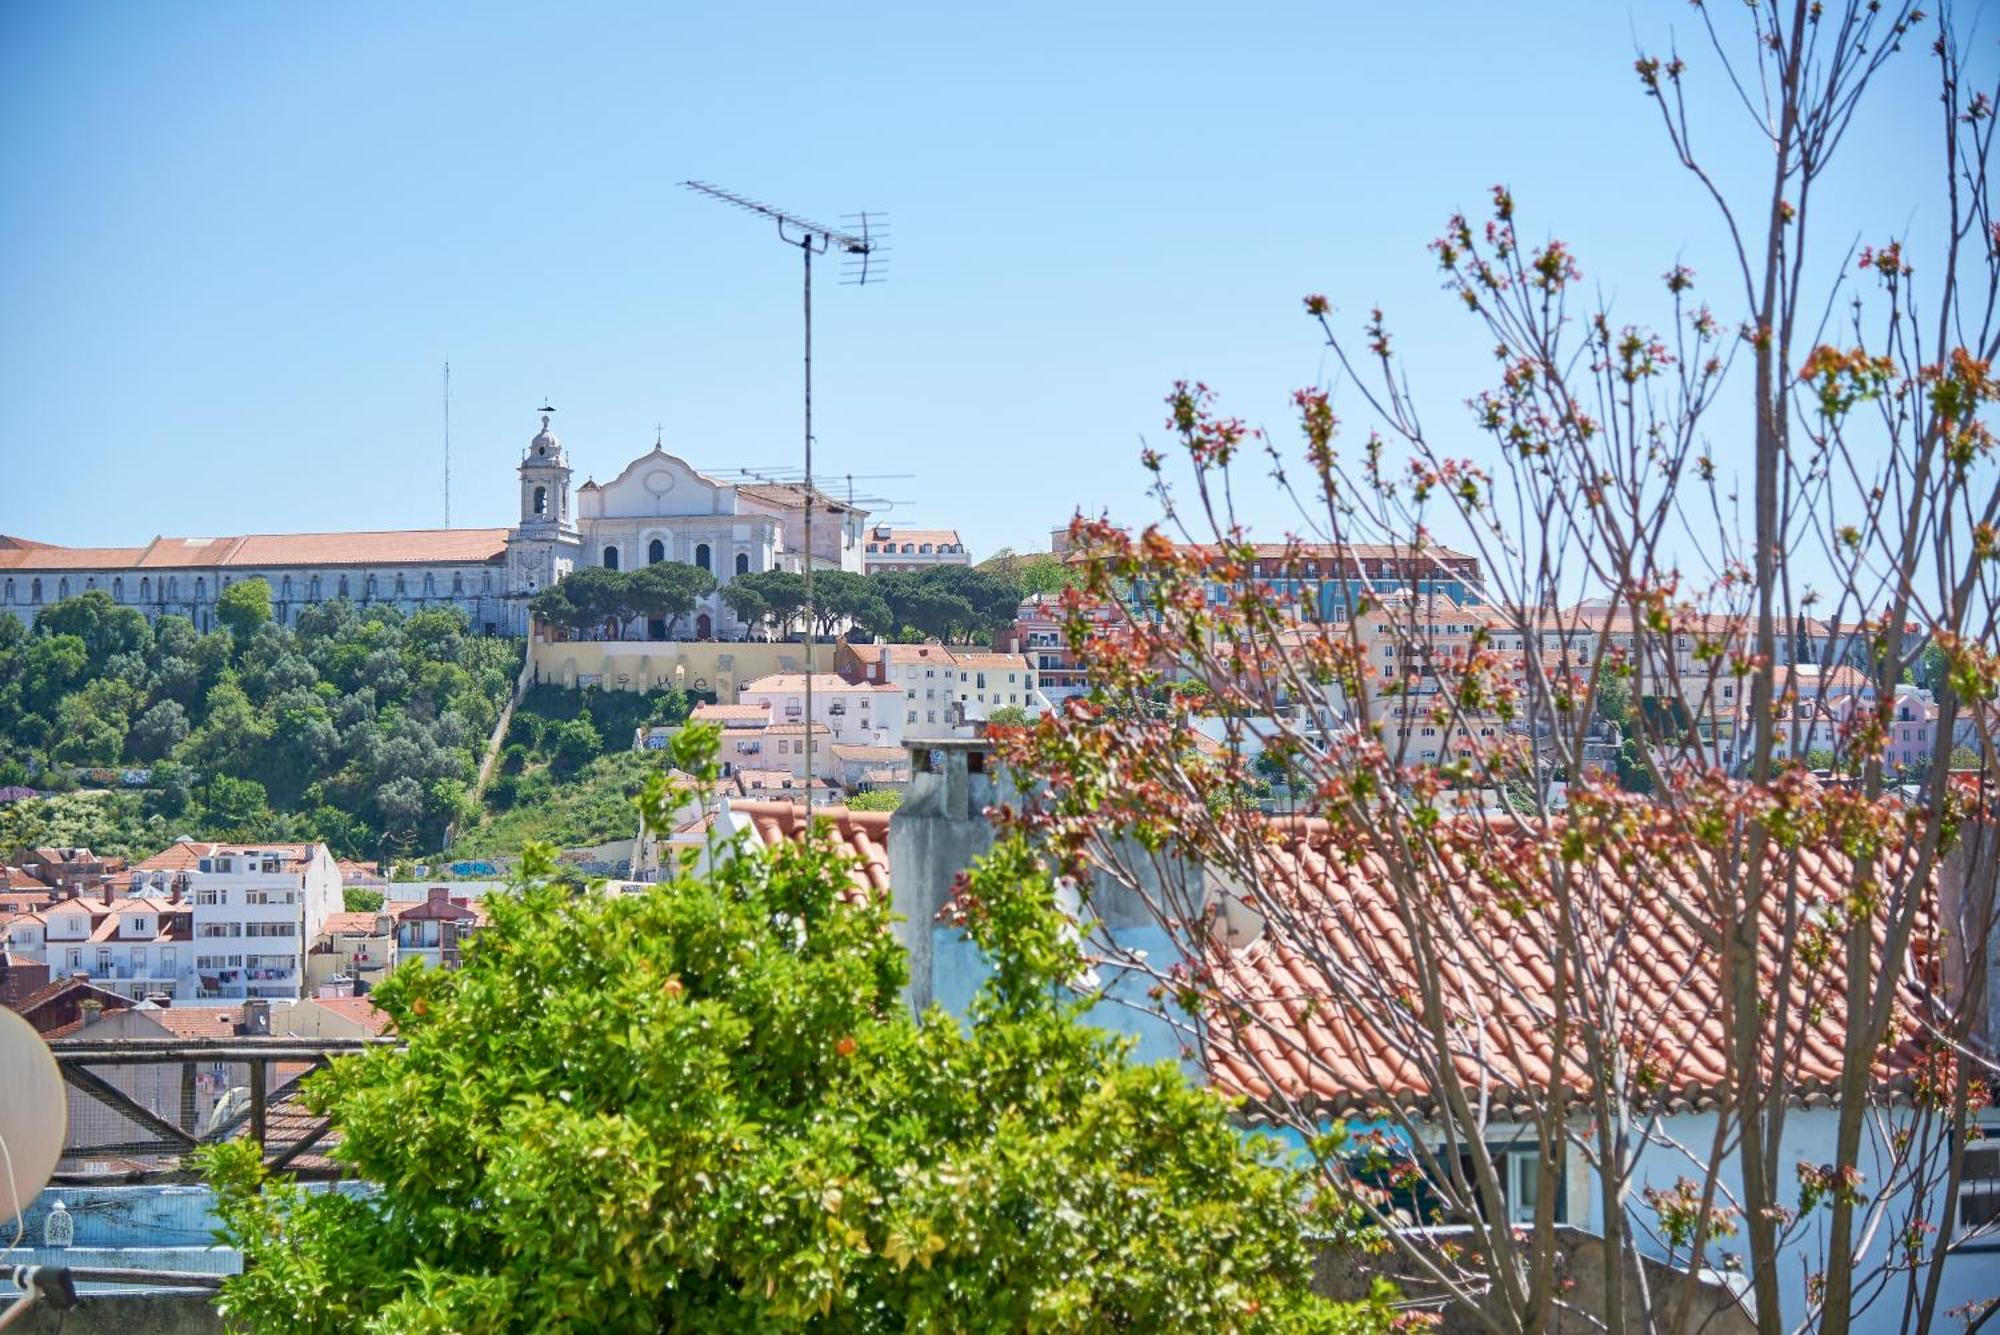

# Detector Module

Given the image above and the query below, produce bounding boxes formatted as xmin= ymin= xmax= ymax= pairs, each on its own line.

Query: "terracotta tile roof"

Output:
xmin=761 ymin=723 xmax=833 ymax=737
xmin=865 ymin=528 xmax=964 ymax=548
xmin=948 ymin=653 xmax=1034 ymax=672
xmin=0 ymin=529 xmax=509 ymax=571
xmin=827 ymin=744 xmax=907 ymax=764
xmin=731 ymin=800 xmax=891 ymax=901
xmin=136 ymin=841 xmax=316 ymax=871
xmin=875 ymin=643 xmax=958 ymax=665
xmin=691 ymin=702 xmax=772 ymax=727
xmin=742 ymin=673 xmax=883 ymax=694
xmin=304 ymin=996 xmax=393 ymax=1036
xmin=735 ymin=770 xmax=831 ymax=791
xmin=317 ymin=911 xmax=388 ymax=937
xmin=737 ymin=483 xmax=854 ymax=514
xmin=1201 ymin=815 xmax=1936 ymax=1118
xmin=142 ymin=1007 xmax=244 ymax=1040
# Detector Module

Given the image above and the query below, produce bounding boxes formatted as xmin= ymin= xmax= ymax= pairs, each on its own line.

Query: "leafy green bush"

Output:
xmin=202 ymin=755 xmax=1384 ymax=1333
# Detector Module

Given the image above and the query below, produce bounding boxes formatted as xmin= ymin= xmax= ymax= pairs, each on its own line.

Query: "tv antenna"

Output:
xmin=682 ymin=181 xmax=889 ymax=794
xmin=442 ymin=361 xmax=451 ymax=529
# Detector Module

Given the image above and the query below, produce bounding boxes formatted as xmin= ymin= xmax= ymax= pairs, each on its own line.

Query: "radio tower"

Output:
xmin=681 ymin=181 xmax=888 ymax=795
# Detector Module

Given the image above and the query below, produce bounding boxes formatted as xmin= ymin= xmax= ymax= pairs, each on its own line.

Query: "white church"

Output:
xmin=0 ymin=412 xmax=870 ymax=639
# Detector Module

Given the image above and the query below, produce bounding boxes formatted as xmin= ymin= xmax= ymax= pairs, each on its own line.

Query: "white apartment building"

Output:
xmin=945 ymin=652 xmax=1046 ymax=725
xmin=860 ymin=526 xmax=971 ymax=574
xmin=137 ymin=841 xmax=342 ymax=1001
xmin=737 ymin=673 xmax=905 ymax=749
xmin=8 ymin=893 xmax=191 ymax=1002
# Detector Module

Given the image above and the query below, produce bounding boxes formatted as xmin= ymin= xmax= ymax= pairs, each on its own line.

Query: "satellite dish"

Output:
xmin=0 ymin=1008 xmax=65 ymax=1226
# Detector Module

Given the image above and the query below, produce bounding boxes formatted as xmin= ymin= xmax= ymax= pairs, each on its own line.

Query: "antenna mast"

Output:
xmin=682 ymin=181 xmax=888 ymax=798
xmin=443 ymin=361 xmax=452 ymax=529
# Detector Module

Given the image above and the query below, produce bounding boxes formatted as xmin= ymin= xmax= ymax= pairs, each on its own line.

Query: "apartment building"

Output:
xmin=861 ymin=526 xmax=971 ymax=574
xmin=392 ymin=887 xmax=487 ymax=969
xmin=134 ymin=841 xmax=342 ymax=1001
xmin=738 ymin=673 xmax=905 ymax=749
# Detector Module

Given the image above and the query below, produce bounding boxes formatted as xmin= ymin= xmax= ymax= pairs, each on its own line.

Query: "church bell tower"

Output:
xmin=505 ymin=406 xmax=582 ymax=633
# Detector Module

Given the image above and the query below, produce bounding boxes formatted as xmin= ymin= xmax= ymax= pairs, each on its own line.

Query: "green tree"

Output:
xmin=844 ymin=788 xmax=903 ymax=812
xmin=201 ymin=750 xmax=1382 ymax=1333
xmin=984 ymin=704 xmax=1031 ymax=729
xmin=343 ymin=887 xmax=386 ymax=913
xmin=217 ymin=577 xmax=274 ymax=643
xmin=722 ymin=570 xmax=808 ymax=638
xmin=628 ymin=561 xmax=716 ymax=637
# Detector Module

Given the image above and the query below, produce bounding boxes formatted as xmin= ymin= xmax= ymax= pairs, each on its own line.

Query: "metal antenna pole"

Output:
xmin=802 ymin=235 xmax=815 ymax=792
xmin=443 ymin=361 xmax=451 ymax=529
xmin=681 ymin=181 xmax=888 ymax=801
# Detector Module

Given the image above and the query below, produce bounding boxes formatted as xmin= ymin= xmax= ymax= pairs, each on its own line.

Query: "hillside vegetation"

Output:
xmin=0 ymin=585 xmax=518 ymax=858
xmin=448 ymin=684 xmax=695 ymax=858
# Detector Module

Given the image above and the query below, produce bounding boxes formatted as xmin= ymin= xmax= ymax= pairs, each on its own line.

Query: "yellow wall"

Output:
xmin=528 ymin=638 xmax=814 ymax=702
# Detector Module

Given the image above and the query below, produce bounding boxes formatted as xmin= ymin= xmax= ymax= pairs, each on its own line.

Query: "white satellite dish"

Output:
xmin=0 ymin=1008 xmax=66 ymax=1227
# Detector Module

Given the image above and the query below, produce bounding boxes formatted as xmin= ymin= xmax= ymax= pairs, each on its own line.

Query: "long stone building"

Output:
xmin=0 ymin=412 xmax=869 ymax=638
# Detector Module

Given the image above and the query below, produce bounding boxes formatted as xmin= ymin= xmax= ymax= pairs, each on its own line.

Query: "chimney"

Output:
xmin=240 ymin=998 xmax=271 ymax=1036
xmin=887 ymin=738 xmax=1003 ymax=1012
xmin=427 ymin=886 xmax=450 ymax=908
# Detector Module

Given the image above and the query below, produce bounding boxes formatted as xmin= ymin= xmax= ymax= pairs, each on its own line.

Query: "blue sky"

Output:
xmin=0 ymin=2 xmax=1973 ymax=576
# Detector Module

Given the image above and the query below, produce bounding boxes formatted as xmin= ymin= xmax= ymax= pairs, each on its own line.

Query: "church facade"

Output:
xmin=0 ymin=413 xmax=868 ymax=639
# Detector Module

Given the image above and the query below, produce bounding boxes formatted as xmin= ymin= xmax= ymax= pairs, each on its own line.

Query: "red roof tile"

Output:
xmin=1201 ymin=814 xmax=1936 ymax=1117
xmin=0 ymin=529 xmax=509 ymax=571
xmin=730 ymin=801 xmax=891 ymax=901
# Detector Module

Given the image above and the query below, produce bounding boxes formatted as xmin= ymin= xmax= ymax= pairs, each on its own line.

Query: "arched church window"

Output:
xmin=481 ymin=571 xmax=492 ymax=593
xmin=30 ymin=580 xmax=41 ymax=605
xmin=395 ymin=573 xmax=407 ymax=596
xmin=3 ymin=579 xmax=12 ymax=603
xmin=192 ymin=578 xmax=203 ymax=603
xmin=58 ymin=578 xmax=69 ymax=600
xmin=338 ymin=575 xmax=348 ymax=598
xmin=648 ymin=539 xmax=665 ymax=565
xmin=140 ymin=577 xmax=150 ymax=602
xmin=603 ymin=547 xmax=620 ymax=571
xmin=165 ymin=577 xmax=177 ymax=601
xmin=111 ymin=578 xmax=122 ymax=600
xmin=901 ymin=543 xmax=915 ymax=554
xmin=735 ymin=552 xmax=750 ymax=576
xmin=453 ymin=572 xmax=464 ymax=594
xmin=424 ymin=573 xmax=435 ymax=596
xmin=85 ymin=577 xmax=96 ymax=591
xmin=533 ymin=486 xmax=547 ymax=516
xmin=365 ymin=574 xmax=377 ymax=599
xmin=281 ymin=576 xmax=292 ymax=601
xmin=919 ymin=544 xmax=933 ymax=554
xmin=695 ymin=544 xmax=711 ymax=572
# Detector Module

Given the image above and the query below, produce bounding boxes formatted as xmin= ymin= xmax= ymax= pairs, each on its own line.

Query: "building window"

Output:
xmin=1956 ymin=1137 xmax=2000 ymax=1235
xmin=58 ymin=578 xmax=69 ymax=600
xmin=28 ymin=579 xmax=39 ymax=605
xmin=533 ymin=486 xmax=548 ymax=516
xmin=396 ymin=573 xmax=407 ymax=596
xmin=735 ymin=552 xmax=750 ymax=576
xmin=111 ymin=577 xmax=123 ymax=601
xmin=648 ymin=539 xmax=665 ymax=565
xmin=453 ymin=572 xmax=464 ymax=594
xmin=603 ymin=547 xmax=620 ymax=571
xmin=2 ymin=579 xmax=11 ymax=604
xmin=695 ymin=544 xmax=711 ymax=572
xmin=338 ymin=575 xmax=349 ymax=598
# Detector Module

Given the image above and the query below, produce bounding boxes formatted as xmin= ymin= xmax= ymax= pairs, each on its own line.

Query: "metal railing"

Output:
xmin=47 ymin=1037 xmax=392 ymax=1185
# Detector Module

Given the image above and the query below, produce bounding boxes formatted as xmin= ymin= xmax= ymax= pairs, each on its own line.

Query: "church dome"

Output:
xmin=527 ymin=412 xmax=562 ymax=462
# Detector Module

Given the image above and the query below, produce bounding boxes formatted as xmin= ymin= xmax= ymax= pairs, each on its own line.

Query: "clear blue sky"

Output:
xmin=0 ymin=2 xmax=1972 ymax=574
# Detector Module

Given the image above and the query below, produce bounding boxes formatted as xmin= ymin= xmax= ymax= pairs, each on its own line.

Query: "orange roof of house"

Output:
xmin=143 ymin=1007 xmax=244 ymax=1040
xmin=691 ymin=702 xmax=772 ymax=727
xmin=1202 ymin=814 xmax=1936 ymax=1117
xmin=865 ymin=528 xmax=963 ymax=547
xmin=0 ymin=529 xmax=509 ymax=571
xmin=947 ymin=652 xmax=1033 ymax=671
xmin=827 ymin=744 xmax=907 ymax=764
xmin=306 ymin=996 xmax=394 ymax=1036
xmin=136 ymin=841 xmax=316 ymax=871
xmin=731 ymin=801 xmax=891 ymax=901
xmin=318 ymin=911 xmax=388 ymax=937
xmin=741 ymin=673 xmax=888 ymax=694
